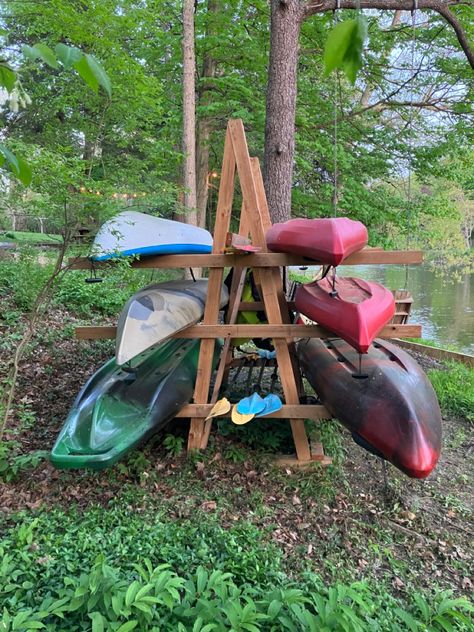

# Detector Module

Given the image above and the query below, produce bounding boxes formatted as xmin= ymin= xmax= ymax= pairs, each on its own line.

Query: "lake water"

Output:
xmin=292 ymin=264 xmax=474 ymax=355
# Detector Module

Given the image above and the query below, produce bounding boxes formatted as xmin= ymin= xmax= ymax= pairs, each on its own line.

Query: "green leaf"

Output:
xmin=0 ymin=65 xmax=16 ymax=92
xmin=16 ymin=156 xmax=33 ymax=187
xmin=22 ymin=44 xmax=58 ymax=69
xmin=0 ymin=145 xmax=19 ymax=173
xmin=432 ymin=615 xmax=454 ymax=632
xmin=89 ymin=611 xmax=104 ymax=632
xmin=323 ymin=16 xmax=368 ymax=84
xmin=73 ymin=55 xmax=99 ymax=92
xmin=116 ymin=622 xmax=139 ymax=632
xmin=125 ymin=581 xmax=141 ymax=607
xmin=85 ymin=54 xmax=112 ymax=97
xmin=134 ymin=583 xmax=154 ymax=601
xmin=268 ymin=600 xmax=282 ymax=619
xmin=22 ymin=45 xmax=40 ymax=62
xmin=395 ymin=607 xmax=420 ymax=632
xmin=323 ymin=20 xmax=357 ymax=76
xmin=54 ymin=43 xmax=82 ymax=69
xmin=0 ymin=145 xmax=31 ymax=186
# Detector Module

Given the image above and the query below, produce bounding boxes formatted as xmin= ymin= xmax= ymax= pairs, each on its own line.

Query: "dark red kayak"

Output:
xmin=297 ymin=337 xmax=442 ymax=478
xmin=266 ymin=217 xmax=368 ymax=266
xmin=295 ymin=276 xmax=395 ymax=353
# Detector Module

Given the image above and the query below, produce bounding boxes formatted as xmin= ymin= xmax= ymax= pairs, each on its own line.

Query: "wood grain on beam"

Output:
xmin=69 ymin=249 xmax=422 ymax=269
xmin=75 ymin=323 xmax=422 ymax=340
xmin=175 ymin=404 xmax=330 ymax=420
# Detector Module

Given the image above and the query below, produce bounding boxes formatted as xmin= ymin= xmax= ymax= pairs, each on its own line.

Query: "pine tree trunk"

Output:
xmin=263 ymin=0 xmax=304 ymax=224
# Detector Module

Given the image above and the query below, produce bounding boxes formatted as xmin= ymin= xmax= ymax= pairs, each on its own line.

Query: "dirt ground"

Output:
xmin=0 ymin=313 xmax=472 ymax=596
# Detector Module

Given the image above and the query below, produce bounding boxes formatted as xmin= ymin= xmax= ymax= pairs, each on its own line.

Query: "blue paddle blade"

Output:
xmin=255 ymin=394 xmax=283 ymax=418
xmin=236 ymin=392 xmax=266 ymax=415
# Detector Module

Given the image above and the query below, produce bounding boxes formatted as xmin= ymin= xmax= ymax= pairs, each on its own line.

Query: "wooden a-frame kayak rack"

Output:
xmin=71 ymin=119 xmax=423 ymax=467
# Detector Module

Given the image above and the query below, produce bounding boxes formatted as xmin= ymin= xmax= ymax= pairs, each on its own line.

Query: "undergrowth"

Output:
xmin=0 ymin=507 xmax=472 ymax=631
xmin=0 ymin=246 xmax=180 ymax=315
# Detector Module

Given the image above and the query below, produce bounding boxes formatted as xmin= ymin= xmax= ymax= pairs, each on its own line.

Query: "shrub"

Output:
xmin=0 ymin=247 xmax=54 ymax=311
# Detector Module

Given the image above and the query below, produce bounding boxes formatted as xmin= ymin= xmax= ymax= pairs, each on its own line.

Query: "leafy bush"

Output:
xmin=428 ymin=362 xmax=474 ymax=422
xmin=0 ymin=245 xmax=180 ymax=316
xmin=54 ymin=263 xmax=178 ymax=316
xmin=0 ymin=247 xmax=54 ymax=310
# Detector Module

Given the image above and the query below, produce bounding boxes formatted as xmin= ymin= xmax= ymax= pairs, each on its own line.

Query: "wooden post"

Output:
xmin=187 ymin=126 xmax=236 ymax=451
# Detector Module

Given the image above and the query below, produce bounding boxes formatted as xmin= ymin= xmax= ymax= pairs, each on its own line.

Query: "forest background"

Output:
xmin=0 ymin=0 xmax=473 ymax=271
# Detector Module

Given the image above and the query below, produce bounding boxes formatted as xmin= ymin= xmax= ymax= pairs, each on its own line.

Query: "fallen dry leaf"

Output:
xmin=201 ymin=500 xmax=217 ymax=512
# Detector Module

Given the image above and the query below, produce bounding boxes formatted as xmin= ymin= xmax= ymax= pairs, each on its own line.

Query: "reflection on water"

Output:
xmin=292 ymin=264 xmax=473 ymax=355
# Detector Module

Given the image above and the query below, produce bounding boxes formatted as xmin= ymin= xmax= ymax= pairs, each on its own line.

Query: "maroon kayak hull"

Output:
xmin=295 ymin=277 xmax=395 ymax=354
xmin=297 ymin=337 xmax=442 ymax=478
xmin=266 ymin=218 xmax=368 ymax=266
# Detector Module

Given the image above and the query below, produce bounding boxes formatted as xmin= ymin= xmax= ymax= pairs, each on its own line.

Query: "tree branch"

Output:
xmin=304 ymin=1 xmax=474 ymax=69
xmin=436 ymin=4 xmax=474 ymax=67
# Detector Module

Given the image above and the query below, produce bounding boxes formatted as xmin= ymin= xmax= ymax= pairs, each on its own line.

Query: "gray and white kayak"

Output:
xmin=90 ymin=211 xmax=213 ymax=261
xmin=116 ymin=279 xmax=229 ymax=366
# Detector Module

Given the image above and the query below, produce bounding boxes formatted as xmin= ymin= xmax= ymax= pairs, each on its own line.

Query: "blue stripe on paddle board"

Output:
xmin=91 ymin=243 xmax=212 ymax=261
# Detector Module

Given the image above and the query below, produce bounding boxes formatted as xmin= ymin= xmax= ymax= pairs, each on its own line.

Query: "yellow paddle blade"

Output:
xmin=231 ymin=405 xmax=255 ymax=426
xmin=205 ymin=397 xmax=231 ymax=420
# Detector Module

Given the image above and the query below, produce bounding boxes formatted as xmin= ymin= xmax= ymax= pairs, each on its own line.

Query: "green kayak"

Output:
xmin=50 ymin=337 xmax=221 ymax=470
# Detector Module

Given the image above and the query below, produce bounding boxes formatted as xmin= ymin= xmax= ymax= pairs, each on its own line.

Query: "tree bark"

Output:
xmin=196 ymin=0 xmax=219 ymax=230
xmin=263 ymin=0 xmax=304 ymax=224
xmin=182 ymin=0 xmax=197 ymax=225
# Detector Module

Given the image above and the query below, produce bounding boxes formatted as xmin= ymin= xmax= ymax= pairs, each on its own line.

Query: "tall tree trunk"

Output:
xmin=182 ymin=0 xmax=197 ymax=225
xmin=263 ymin=0 xmax=304 ymax=224
xmin=196 ymin=0 xmax=219 ymax=230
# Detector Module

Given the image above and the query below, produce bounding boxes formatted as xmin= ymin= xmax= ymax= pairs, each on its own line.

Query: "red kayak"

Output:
xmin=295 ymin=276 xmax=395 ymax=354
xmin=297 ymin=337 xmax=442 ymax=478
xmin=266 ymin=217 xmax=368 ymax=266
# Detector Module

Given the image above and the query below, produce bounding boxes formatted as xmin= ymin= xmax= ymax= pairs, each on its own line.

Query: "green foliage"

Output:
xmin=54 ymin=264 xmax=177 ymax=316
xmin=0 ymin=145 xmax=32 ymax=186
xmin=0 ymin=441 xmax=48 ymax=482
xmin=0 ymin=507 xmax=283 ymax=595
xmin=0 ymin=515 xmax=472 ymax=631
xmin=323 ymin=16 xmax=368 ymax=84
xmin=163 ymin=434 xmax=185 ymax=457
xmin=428 ymin=362 xmax=474 ymax=422
xmin=0 ymin=247 xmax=54 ymax=311
xmin=0 ymin=245 xmax=177 ymax=316
xmin=21 ymin=43 xmax=111 ymax=95
xmin=0 ymin=41 xmax=110 ymax=187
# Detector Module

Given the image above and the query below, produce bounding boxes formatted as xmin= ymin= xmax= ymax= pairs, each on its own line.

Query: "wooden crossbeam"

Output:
xmin=175 ymin=404 xmax=330 ymax=420
xmin=75 ymin=323 xmax=422 ymax=340
xmin=69 ymin=249 xmax=423 ymax=269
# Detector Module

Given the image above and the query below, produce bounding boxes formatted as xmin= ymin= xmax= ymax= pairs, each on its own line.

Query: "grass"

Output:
xmin=3 ymin=230 xmax=63 ymax=245
xmin=405 ymin=337 xmax=469 ymax=354
xmin=428 ymin=362 xmax=474 ymax=422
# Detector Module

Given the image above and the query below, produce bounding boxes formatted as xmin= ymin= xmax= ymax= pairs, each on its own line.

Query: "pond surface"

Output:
xmin=293 ymin=264 xmax=474 ymax=355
